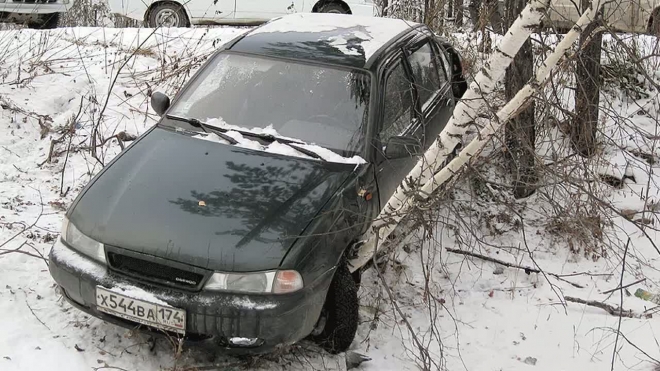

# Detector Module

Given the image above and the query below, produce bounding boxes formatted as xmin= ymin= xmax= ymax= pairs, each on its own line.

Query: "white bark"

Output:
xmin=348 ymin=0 xmax=603 ymax=272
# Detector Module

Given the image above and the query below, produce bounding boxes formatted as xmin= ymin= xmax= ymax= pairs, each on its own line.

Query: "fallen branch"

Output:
xmin=565 ymin=296 xmax=638 ymax=318
xmin=445 ymin=247 xmax=584 ymax=288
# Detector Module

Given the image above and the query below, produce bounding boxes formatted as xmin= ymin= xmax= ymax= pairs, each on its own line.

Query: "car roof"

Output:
xmin=228 ymin=13 xmax=423 ymax=69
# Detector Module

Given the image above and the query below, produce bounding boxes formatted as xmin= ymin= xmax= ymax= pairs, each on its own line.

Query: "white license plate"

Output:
xmin=95 ymin=286 xmax=186 ymax=334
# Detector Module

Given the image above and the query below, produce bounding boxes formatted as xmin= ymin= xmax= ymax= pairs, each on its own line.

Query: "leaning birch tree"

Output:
xmin=348 ymin=0 xmax=605 ymax=271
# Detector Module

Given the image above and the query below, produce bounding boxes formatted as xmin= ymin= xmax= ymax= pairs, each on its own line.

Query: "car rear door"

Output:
xmin=234 ymin=0 xmax=304 ymax=20
xmin=373 ymin=48 xmax=426 ymax=208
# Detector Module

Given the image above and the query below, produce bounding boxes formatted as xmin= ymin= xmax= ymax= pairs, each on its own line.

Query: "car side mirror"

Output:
xmin=384 ymin=136 xmax=422 ymax=159
xmin=151 ymin=92 xmax=170 ymax=116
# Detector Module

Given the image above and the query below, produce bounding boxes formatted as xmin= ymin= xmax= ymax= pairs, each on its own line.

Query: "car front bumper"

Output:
xmin=0 ymin=2 xmax=72 ymax=14
xmin=48 ymin=239 xmax=333 ymax=353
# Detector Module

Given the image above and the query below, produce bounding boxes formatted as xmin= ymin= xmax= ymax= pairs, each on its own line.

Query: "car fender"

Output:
xmin=279 ymin=168 xmax=370 ymax=286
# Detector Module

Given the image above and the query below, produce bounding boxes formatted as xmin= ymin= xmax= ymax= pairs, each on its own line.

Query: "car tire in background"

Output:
xmin=319 ymin=2 xmax=350 ymax=14
xmin=311 ymin=262 xmax=359 ymax=353
xmin=27 ymin=13 xmax=61 ymax=29
xmin=147 ymin=3 xmax=190 ymax=28
xmin=650 ymin=8 xmax=660 ymax=36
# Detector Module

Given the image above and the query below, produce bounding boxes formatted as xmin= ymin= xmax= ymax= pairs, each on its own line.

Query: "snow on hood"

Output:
xmin=248 ymin=13 xmax=419 ymax=60
xmin=193 ymin=118 xmax=367 ymax=165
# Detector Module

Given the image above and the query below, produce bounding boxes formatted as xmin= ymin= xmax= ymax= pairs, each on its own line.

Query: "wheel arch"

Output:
xmin=312 ymin=0 xmax=352 ymax=14
xmin=143 ymin=0 xmax=192 ymax=26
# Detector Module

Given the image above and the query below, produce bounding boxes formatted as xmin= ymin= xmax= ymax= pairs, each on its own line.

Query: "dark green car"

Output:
xmin=48 ymin=13 xmax=466 ymax=354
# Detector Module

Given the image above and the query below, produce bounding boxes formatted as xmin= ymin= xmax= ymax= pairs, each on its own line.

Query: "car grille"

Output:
xmin=107 ymin=252 xmax=206 ymax=290
xmin=12 ymin=0 xmax=58 ymax=3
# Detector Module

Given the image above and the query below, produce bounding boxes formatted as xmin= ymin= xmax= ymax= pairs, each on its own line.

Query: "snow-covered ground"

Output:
xmin=1 ymin=26 xmax=660 ymax=371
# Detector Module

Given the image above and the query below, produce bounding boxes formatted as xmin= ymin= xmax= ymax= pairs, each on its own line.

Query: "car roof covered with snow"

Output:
xmin=228 ymin=13 xmax=423 ymax=69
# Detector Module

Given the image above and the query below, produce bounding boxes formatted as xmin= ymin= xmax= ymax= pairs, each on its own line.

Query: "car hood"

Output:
xmin=69 ymin=126 xmax=358 ymax=272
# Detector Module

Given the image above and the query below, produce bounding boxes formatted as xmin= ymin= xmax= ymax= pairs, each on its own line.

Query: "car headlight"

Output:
xmin=61 ymin=216 xmax=106 ymax=264
xmin=204 ymin=270 xmax=303 ymax=294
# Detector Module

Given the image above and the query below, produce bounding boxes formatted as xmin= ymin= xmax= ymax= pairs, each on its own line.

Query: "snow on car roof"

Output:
xmin=231 ymin=13 xmax=421 ymax=68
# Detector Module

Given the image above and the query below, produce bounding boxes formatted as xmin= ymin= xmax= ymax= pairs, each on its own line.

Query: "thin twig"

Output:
xmin=24 ymin=297 xmax=51 ymax=332
xmin=60 ymin=96 xmax=85 ymax=196
xmin=601 ymin=277 xmax=645 ymax=295
xmin=611 ymin=238 xmax=630 ymax=371
xmin=372 ymin=228 xmax=437 ymax=370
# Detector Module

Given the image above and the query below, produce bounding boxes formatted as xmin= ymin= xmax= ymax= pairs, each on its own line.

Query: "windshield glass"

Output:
xmin=168 ymin=53 xmax=371 ymax=155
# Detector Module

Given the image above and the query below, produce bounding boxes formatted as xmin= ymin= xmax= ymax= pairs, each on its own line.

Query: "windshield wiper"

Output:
xmin=167 ymin=115 xmax=239 ymax=145
xmin=168 ymin=115 xmax=326 ymax=161
xmin=236 ymin=131 xmax=327 ymax=161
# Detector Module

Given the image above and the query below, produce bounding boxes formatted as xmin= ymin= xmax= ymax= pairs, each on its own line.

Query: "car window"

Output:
xmin=380 ymin=60 xmax=415 ymax=144
xmin=436 ymin=47 xmax=452 ymax=83
xmin=407 ymin=42 xmax=445 ymax=108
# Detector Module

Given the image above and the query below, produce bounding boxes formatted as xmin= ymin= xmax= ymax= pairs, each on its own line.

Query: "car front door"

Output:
xmin=374 ymin=51 xmax=425 ymax=209
xmin=404 ymin=33 xmax=455 ymax=151
xmin=234 ymin=0 xmax=304 ymax=20
xmin=188 ymin=0 xmax=235 ymax=21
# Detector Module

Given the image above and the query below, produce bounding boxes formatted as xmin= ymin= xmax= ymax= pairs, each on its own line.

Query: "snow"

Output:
xmin=50 ymin=239 xmax=106 ymax=280
xmin=228 ymin=337 xmax=257 ymax=345
xmin=231 ymin=297 xmax=277 ymax=310
xmin=0 ymin=24 xmax=659 ymax=371
xmin=248 ymin=13 xmax=420 ymax=60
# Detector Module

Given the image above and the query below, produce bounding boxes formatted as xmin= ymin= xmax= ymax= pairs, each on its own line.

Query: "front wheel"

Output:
xmin=148 ymin=3 xmax=189 ymax=28
xmin=27 ymin=13 xmax=61 ymax=29
xmin=310 ymin=262 xmax=358 ymax=353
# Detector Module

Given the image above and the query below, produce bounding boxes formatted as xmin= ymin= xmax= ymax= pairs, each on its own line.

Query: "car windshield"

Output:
xmin=167 ymin=53 xmax=371 ymax=155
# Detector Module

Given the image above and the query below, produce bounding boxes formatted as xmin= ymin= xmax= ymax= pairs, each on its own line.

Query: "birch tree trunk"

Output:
xmin=348 ymin=0 xmax=604 ymax=272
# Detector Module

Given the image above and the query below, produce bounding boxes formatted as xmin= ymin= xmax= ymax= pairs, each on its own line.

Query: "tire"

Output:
xmin=319 ymin=2 xmax=349 ymax=14
xmin=148 ymin=3 xmax=189 ymax=28
xmin=27 ymin=13 xmax=61 ymax=29
xmin=650 ymin=8 xmax=660 ymax=36
xmin=311 ymin=262 xmax=358 ymax=353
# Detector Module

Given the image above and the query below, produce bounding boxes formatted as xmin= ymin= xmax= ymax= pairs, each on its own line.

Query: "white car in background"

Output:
xmin=107 ymin=0 xmax=379 ymax=28
xmin=0 ymin=0 xmax=73 ymax=28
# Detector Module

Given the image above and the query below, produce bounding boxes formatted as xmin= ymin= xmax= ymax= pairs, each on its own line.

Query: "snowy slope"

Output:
xmin=1 ymin=26 xmax=660 ymax=371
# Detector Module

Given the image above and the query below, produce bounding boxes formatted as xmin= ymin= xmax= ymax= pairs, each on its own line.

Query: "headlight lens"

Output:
xmin=61 ymin=216 xmax=106 ymax=264
xmin=204 ymin=270 xmax=303 ymax=294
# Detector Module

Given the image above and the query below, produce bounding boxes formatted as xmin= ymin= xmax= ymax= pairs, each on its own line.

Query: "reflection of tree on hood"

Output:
xmin=169 ymin=160 xmax=336 ymax=247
